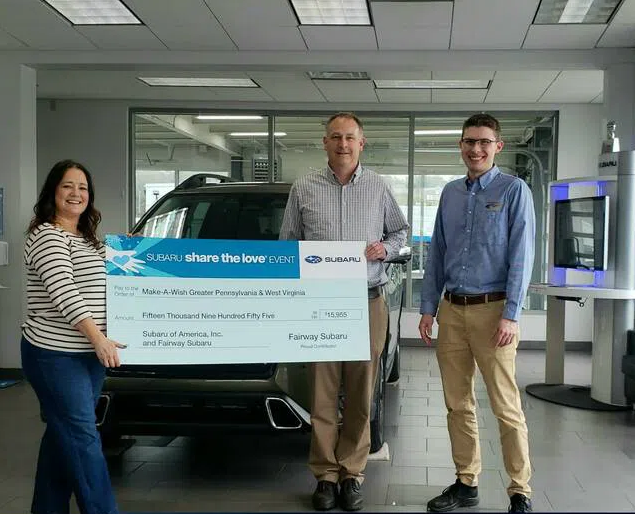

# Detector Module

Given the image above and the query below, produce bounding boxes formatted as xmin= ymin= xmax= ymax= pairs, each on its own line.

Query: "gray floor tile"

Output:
xmin=4 ymin=347 xmax=635 ymax=513
xmin=546 ymin=489 xmax=635 ymax=512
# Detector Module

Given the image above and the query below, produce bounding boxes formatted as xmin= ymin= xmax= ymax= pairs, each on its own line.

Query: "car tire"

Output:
xmin=369 ymin=353 xmax=386 ymax=454
xmin=387 ymin=342 xmax=400 ymax=383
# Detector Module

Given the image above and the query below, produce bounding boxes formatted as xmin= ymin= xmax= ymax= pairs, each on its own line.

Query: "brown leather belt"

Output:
xmin=444 ymin=291 xmax=506 ymax=306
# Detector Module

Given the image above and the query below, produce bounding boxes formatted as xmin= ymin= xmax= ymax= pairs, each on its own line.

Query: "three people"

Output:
xmin=22 ymin=159 xmax=125 ymax=514
xmin=280 ymin=112 xmax=409 ymax=511
xmin=419 ymin=113 xmax=535 ymax=513
xmin=21 ymin=112 xmax=536 ymax=513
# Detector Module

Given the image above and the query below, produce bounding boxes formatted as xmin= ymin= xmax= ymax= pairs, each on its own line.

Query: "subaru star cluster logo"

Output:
xmin=305 ymin=255 xmax=322 ymax=264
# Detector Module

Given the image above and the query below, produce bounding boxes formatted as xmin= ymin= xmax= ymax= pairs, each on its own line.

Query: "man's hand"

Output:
xmin=365 ymin=241 xmax=387 ymax=262
xmin=493 ymin=318 xmax=518 ymax=348
xmin=419 ymin=314 xmax=434 ymax=346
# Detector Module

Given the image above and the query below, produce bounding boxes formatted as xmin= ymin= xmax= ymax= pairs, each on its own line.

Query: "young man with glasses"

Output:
xmin=419 ymin=113 xmax=535 ymax=513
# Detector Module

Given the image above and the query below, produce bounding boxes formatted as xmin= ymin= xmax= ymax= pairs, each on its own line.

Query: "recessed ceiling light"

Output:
xmin=196 ymin=115 xmax=264 ymax=120
xmin=374 ymin=79 xmax=490 ymax=89
xmin=229 ymin=132 xmax=287 ymax=137
xmin=290 ymin=0 xmax=370 ymax=25
xmin=43 ymin=0 xmax=141 ymax=25
xmin=414 ymin=130 xmax=463 ymax=136
xmin=138 ymin=78 xmax=259 ymax=87
xmin=533 ymin=0 xmax=621 ymax=24
xmin=307 ymin=71 xmax=370 ymax=80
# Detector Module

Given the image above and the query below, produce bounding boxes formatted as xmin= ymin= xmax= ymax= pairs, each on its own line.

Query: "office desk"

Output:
xmin=527 ymin=283 xmax=635 ymax=410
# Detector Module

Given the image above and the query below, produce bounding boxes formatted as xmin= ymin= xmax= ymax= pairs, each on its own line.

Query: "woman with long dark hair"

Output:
xmin=22 ymin=159 xmax=125 ymax=514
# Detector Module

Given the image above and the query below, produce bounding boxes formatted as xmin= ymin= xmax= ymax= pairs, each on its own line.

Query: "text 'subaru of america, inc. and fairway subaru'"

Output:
xmin=98 ymin=174 xmax=410 ymax=454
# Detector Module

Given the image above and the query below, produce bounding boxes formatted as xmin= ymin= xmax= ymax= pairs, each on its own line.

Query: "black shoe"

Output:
xmin=427 ymin=479 xmax=479 ymax=512
xmin=339 ymin=478 xmax=363 ymax=511
xmin=508 ymin=493 xmax=532 ymax=513
xmin=312 ymin=480 xmax=338 ymax=511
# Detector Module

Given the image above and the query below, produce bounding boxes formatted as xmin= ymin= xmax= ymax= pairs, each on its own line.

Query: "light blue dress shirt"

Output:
xmin=419 ymin=166 xmax=536 ymax=321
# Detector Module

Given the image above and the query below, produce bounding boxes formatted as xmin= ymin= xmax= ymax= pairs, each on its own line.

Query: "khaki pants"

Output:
xmin=308 ymin=295 xmax=388 ymax=483
xmin=436 ymin=298 xmax=531 ymax=497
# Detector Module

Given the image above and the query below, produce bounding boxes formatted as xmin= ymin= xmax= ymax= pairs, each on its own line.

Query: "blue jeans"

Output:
xmin=21 ymin=338 xmax=118 ymax=514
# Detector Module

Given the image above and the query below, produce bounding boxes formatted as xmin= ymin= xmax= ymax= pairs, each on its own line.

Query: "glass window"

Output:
xmin=140 ymin=193 xmax=288 ymax=240
xmin=133 ymin=112 xmax=270 ymax=222
xmin=131 ymin=110 xmax=556 ymax=312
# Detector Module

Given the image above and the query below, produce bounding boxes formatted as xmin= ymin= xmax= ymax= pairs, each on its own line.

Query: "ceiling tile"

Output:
xmin=451 ymin=0 xmax=540 ymax=49
xmin=227 ymin=25 xmax=306 ymax=50
xmin=0 ymin=27 xmax=26 ymax=49
xmin=539 ymin=70 xmax=603 ymax=102
xmin=375 ymin=89 xmax=432 ymax=103
xmin=125 ymin=0 xmax=217 ymax=26
xmin=204 ymin=0 xmax=298 ymax=27
xmin=76 ymin=26 xmax=167 ymax=50
xmin=523 ymin=24 xmax=606 ymax=49
xmin=0 ymin=0 xmax=68 ymax=26
xmin=144 ymin=24 xmax=237 ymax=50
xmin=37 ymin=70 xmax=220 ymax=100
xmin=4 ymin=24 xmax=96 ymax=50
xmin=313 ymin=80 xmax=378 ymax=102
xmin=372 ymin=1 xmax=451 ymax=49
xmin=248 ymin=72 xmax=325 ymax=102
xmin=125 ymin=0 xmax=237 ymax=50
xmin=376 ymin=26 xmax=450 ymax=50
xmin=371 ymin=1 xmax=452 ymax=27
xmin=485 ymin=70 xmax=560 ymax=103
xmin=300 ymin=26 xmax=377 ymax=50
xmin=591 ymin=92 xmax=604 ymax=103
xmin=597 ymin=23 xmax=635 ymax=47
xmin=211 ymin=88 xmax=274 ymax=101
xmin=0 ymin=0 xmax=95 ymax=49
xmin=610 ymin=0 xmax=635 ymax=23
xmin=432 ymin=90 xmax=487 ymax=103
xmin=372 ymin=71 xmax=432 ymax=80
xmin=432 ymin=71 xmax=495 ymax=81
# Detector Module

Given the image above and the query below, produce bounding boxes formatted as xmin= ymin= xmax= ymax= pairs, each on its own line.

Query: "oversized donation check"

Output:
xmin=105 ymin=235 xmax=370 ymax=365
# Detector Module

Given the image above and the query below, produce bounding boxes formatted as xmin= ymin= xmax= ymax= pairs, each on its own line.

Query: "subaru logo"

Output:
xmin=305 ymin=255 xmax=322 ymax=264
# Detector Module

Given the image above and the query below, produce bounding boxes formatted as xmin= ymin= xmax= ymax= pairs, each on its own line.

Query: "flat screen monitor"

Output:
xmin=554 ymin=195 xmax=609 ymax=271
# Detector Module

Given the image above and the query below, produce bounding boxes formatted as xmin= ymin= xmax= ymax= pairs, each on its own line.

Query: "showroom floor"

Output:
xmin=1 ymin=347 xmax=635 ymax=513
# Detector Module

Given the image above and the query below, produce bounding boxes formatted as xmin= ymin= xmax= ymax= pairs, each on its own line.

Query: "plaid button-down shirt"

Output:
xmin=280 ymin=165 xmax=409 ymax=288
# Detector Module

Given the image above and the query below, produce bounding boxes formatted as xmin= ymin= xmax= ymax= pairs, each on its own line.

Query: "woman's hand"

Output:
xmin=93 ymin=336 xmax=126 ymax=368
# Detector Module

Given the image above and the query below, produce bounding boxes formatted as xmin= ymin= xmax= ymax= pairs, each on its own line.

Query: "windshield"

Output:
xmin=140 ymin=192 xmax=289 ymax=240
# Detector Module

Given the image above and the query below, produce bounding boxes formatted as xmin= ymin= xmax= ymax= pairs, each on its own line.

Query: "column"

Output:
xmin=0 ymin=64 xmax=37 ymax=369
xmin=603 ymin=63 xmax=635 ymax=151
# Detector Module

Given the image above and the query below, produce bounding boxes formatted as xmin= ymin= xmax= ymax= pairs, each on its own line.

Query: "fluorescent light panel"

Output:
xmin=374 ymin=79 xmax=490 ymax=89
xmin=196 ymin=115 xmax=264 ymax=120
xmin=229 ymin=132 xmax=287 ymax=137
xmin=139 ymin=78 xmax=258 ymax=87
xmin=414 ymin=130 xmax=462 ymax=136
xmin=533 ymin=0 xmax=621 ymax=24
xmin=43 ymin=0 xmax=141 ymax=25
xmin=307 ymin=71 xmax=370 ymax=80
xmin=291 ymin=0 xmax=370 ymax=25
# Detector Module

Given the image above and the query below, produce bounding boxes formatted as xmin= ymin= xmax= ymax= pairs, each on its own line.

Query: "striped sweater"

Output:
xmin=22 ymin=223 xmax=106 ymax=352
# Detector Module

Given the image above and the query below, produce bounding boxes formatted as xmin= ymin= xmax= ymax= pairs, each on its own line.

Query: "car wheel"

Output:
xmin=369 ymin=353 xmax=386 ymax=454
xmin=387 ymin=342 xmax=400 ymax=383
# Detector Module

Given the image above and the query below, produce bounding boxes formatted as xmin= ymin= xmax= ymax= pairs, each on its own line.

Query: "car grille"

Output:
xmin=106 ymin=363 xmax=276 ymax=380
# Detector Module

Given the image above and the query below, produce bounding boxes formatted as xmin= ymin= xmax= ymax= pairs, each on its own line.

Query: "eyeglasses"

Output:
xmin=460 ymin=138 xmax=499 ymax=147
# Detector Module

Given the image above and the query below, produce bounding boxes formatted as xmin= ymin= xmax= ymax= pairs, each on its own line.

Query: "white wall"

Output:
xmin=37 ymin=99 xmax=129 ymax=235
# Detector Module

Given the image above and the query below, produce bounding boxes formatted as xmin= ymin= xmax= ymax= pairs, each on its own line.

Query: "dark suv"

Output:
xmin=99 ymin=174 xmax=410 ymax=453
